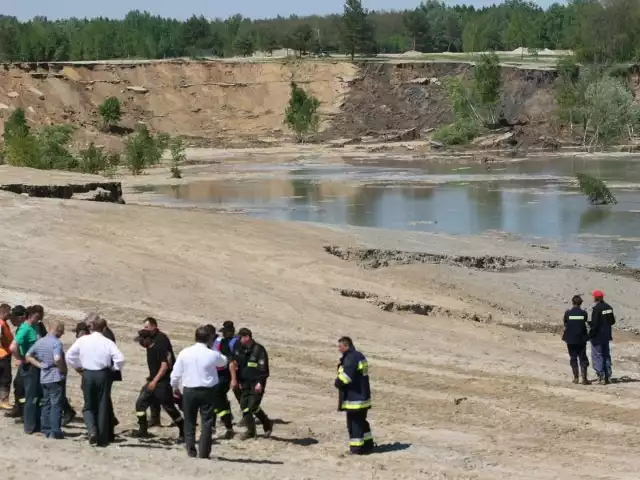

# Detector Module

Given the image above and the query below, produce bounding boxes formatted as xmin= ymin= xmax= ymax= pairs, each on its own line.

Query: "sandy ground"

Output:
xmin=2 ymin=167 xmax=640 ymax=478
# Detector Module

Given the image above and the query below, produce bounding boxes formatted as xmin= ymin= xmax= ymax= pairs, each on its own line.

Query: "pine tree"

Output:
xmin=341 ymin=0 xmax=377 ymax=60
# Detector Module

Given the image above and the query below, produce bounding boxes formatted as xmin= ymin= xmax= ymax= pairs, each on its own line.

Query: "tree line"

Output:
xmin=1 ymin=0 xmax=639 ymax=63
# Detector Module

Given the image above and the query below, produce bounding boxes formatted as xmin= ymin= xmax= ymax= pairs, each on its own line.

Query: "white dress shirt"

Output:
xmin=170 ymin=342 xmax=227 ymax=390
xmin=66 ymin=332 xmax=125 ymax=372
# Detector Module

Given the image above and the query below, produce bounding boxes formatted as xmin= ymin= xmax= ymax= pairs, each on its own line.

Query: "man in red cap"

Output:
xmin=588 ymin=290 xmax=616 ymax=385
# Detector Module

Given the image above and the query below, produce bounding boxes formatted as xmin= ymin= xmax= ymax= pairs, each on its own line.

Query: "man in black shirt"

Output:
xmin=132 ymin=318 xmax=184 ymax=442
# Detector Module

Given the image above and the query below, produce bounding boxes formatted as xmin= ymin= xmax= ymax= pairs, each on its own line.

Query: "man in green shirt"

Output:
xmin=11 ymin=306 xmax=42 ymax=434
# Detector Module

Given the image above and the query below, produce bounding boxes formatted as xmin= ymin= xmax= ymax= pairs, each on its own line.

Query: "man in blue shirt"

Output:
xmin=25 ymin=321 xmax=67 ymax=439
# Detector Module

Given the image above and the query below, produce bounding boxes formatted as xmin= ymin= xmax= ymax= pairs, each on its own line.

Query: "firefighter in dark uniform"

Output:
xmin=231 ymin=328 xmax=273 ymax=440
xmin=334 ymin=336 xmax=374 ymax=455
xmin=562 ymin=295 xmax=589 ymax=385
xmin=589 ymin=290 xmax=616 ymax=385
xmin=211 ymin=323 xmax=237 ymax=439
xmin=132 ymin=328 xmax=185 ymax=442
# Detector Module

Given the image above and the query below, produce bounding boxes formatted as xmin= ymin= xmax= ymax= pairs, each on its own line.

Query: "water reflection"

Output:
xmin=147 ymin=157 xmax=640 ymax=266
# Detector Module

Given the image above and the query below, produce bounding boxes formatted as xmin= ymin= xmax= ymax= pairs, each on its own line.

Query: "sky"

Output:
xmin=6 ymin=0 xmax=555 ymax=22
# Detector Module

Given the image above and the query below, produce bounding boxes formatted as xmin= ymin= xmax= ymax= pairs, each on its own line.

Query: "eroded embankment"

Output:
xmin=0 ymin=59 xmax=565 ymax=149
xmin=324 ymin=245 xmax=563 ymax=271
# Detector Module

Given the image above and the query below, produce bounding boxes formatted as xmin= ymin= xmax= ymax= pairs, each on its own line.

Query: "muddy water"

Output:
xmin=138 ymin=156 xmax=640 ymax=266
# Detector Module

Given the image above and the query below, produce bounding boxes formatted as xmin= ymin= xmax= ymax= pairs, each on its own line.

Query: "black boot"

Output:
xmin=580 ymin=367 xmax=589 ymax=385
xmin=604 ymin=376 xmax=611 ymax=385
xmin=255 ymin=409 xmax=273 ymax=438
xmin=571 ymin=365 xmax=579 ymax=384
xmin=4 ymin=403 xmax=22 ymax=418
xmin=149 ymin=404 xmax=161 ymax=428
xmin=176 ymin=419 xmax=185 ymax=444
xmin=240 ymin=413 xmax=257 ymax=440
xmin=132 ymin=415 xmax=151 ymax=438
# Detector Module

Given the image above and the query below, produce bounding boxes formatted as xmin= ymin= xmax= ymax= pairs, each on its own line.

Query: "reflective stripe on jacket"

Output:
xmin=334 ymin=348 xmax=372 ymax=411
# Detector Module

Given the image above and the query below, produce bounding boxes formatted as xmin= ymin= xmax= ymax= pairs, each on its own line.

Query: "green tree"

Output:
xmin=3 ymin=108 xmax=30 ymax=144
xmin=341 ymin=0 xmax=377 ymax=60
xmin=234 ymin=31 xmax=255 ymax=57
xmin=473 ymin=53 xmax=502 ymax=124
xmin=169 ymin=136 xmax=186 ymax=178
xmin=289 ymin=24 xmax=314 ymax=56
xmin=284 ymin=82 xmax=321 ymax=141
xmin=78 ymin=142 xmax=120 ymax=175
xmin=576 ymin=173 xmax=617 ymax=205
xmin=98 ymin=97 xmax=122 ymax=131
xmin=124 ymin=125 xmax=168 ymax=175
xmin=403 ymin=8 xmax=430 ymax=52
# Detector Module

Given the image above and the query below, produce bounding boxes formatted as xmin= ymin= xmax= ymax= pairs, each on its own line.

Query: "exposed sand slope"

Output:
xmin=1 ymin=194 xmax=640 ymax=479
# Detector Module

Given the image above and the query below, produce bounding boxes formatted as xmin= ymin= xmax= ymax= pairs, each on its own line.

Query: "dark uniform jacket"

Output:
xmin=334 ymin=348 xmax=371 ymax=412
xmin=103 ymin=326 xmax=122 ymax=382
xmin=562 ymin=307 xmax=588 ymax=344
xmin=589 ymin=301 xmax=616 ymax=344
xmin=234 ymin=341 xmax=269 ymax=387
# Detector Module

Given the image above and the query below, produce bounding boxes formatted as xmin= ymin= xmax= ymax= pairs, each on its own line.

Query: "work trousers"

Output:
xmin=239 ymin=385 xmax=270 ymax=435
xmin=591 ymin=342 xmax=612 ymax=378
xmin=21 ymin=363 xmax=41 ymax=434
xmin=135 ymin=381 xmax=183 ymax=430
xmin=566 ymin=343 xmax=589 ymax=370
xmin=212 ymin=381 xmax=233 ymax=430
xmin=0 ymin=356 xmax=11 ymax=401
xmin=346 ymin=409 xmax=374 ymax=454
xmin=182 ymin=386 xmax=215 ymax=459
xmin=41 ymin=381 xmax=64 ymax=439
xmin=82 ymin=369 xmax=113 ymax=447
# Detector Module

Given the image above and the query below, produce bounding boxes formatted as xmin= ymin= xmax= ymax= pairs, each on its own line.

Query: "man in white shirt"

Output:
xmin=66 ymin=316 xmax=124 ymax=447
xmin=170 ymin=325 xmax=227 ymax=459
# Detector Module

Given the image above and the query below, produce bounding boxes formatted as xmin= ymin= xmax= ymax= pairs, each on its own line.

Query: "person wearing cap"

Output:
xmin=562 ymin=295 xmax=589 ymax=385
xmin=231 ymin=327 xmax=273 ymax=440
xmin=589 ymin=290 xmax=616 ymax=385
xmin=170 ymin=325 xmax=227 ymax=459
xmin=131 ymin=325 xmax=184 ymax=442
xmin=4 ymin=305 xmax=27 ymax=419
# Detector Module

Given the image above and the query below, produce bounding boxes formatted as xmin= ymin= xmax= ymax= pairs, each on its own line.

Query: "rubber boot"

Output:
xmin=580 ymin=367 xmax=589 ymax=385
xmin=240 ymin=413 xmax=257 ymax=440
xmin=220 ymin=412 xmax=234 ymax=439
xmin=255 ymin=409 xmax=273 ymax=438
xmin=571 ymin=365 xmax=579 ymax=384
xmin=131 ymin=415 xmax=151 ymax=438
xmin=149 ymin=403 xmax=162 ymax=428
xmin=176 ymin=419 xmax=185 ymax=444
xmin=604 ymin=376 xmax=611 ymax=385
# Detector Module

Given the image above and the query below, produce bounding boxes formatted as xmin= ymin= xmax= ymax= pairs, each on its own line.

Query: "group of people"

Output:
xmin=562 ymin=290 xmax=616 ymax=385
xmin=0 ymin=306 xmax=375 ymax=458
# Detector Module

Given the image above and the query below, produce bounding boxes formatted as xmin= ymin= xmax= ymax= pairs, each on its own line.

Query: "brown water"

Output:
xmin=135 ymin=155 xmax=640 ymax=266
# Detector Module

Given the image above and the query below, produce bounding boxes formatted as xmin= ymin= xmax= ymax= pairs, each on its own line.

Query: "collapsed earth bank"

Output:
xmin=0 ymin=59 xmax=563 ymax=149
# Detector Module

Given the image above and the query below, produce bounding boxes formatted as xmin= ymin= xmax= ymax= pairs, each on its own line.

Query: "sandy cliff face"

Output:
xmin=0 ymin=59 xmax=560 ymax=148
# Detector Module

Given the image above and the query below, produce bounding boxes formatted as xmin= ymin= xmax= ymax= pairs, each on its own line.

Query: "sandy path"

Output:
xmin=1 ymin=194 xmax=640 ymax=479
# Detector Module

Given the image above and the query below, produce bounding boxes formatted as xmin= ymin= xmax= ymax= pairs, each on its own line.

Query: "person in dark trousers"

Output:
xmin=217 ymin=321 xmax=243 ymax=425
xmin=562 ymin=295 xmax=590 ymax=385
xmin=25 ymin=321 xmax=67 ymax=439
xmin=0 ymin=304 xmax=14 ymax=409
xmin=589 ymin=290 xmax=616 ymax=385
xmin=231 ymin=328 xmax=273 ymax=440
xmin=208 ymin=323 xmax=236 ymax=439
xmin=170 ymin=326 xmax=227 ymax=459
xmin=66 ymin=316 xmax=125 ymax=447
xmin=132 ymin=324 xmax=184 ymax=442
xmin=10 ymin=305 xmax=42 ymax=434
xmin=334 ymin=336 xmax=374 ymax=455
xmin=141 ymin=317 xmax=173 ymax=427
xmin=5 ymin=305 xmax=26 ymax=419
